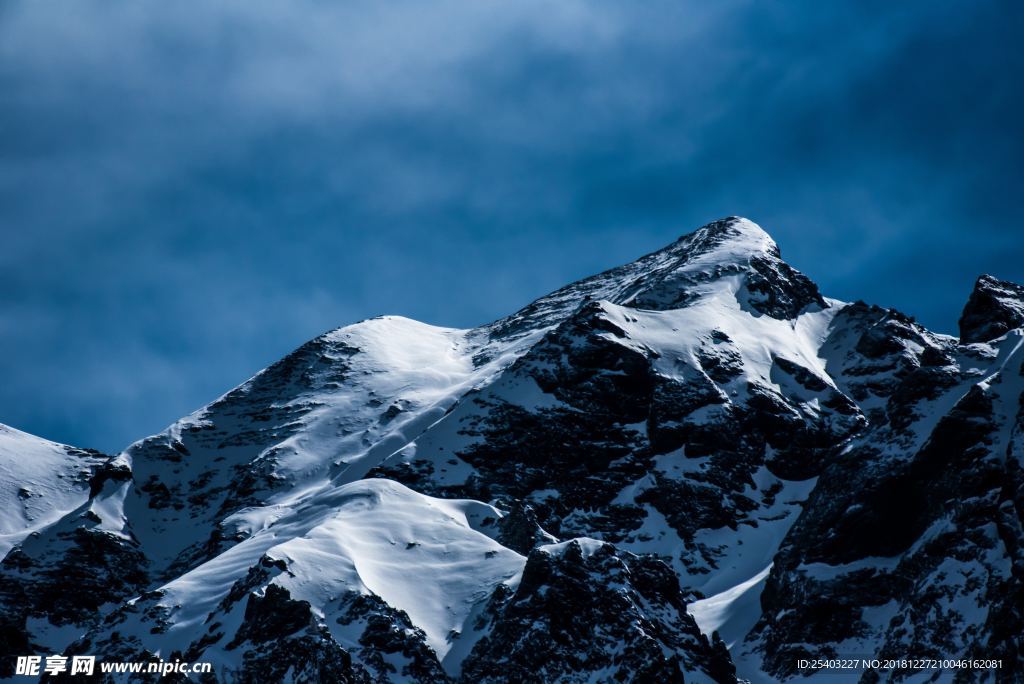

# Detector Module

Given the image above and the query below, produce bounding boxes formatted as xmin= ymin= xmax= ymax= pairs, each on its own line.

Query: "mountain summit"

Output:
xmin=490 ymin=217 xmax=825 ymax=343
xmin=2 ymin=218 xmax=1022 ymax=682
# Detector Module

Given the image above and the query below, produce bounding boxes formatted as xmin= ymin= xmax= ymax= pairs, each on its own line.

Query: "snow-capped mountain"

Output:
xmin=1 ymin=217 xmax=1021 ymax=682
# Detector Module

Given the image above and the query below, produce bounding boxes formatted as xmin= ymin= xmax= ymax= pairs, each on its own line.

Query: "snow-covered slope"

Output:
xmin=2 ymin=217 xmax=1021 ymax=683
xmin=0 ymin=424 xmax=105 ymax=557
xmin=78 ymin=479 xmax=523 ymax=680
xmin=119 ymin=316 xmax=508 ymax=575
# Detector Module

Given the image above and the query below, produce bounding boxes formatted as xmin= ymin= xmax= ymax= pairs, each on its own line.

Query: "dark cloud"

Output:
xmin=1 ymin=0 xmax=1021 ymax=451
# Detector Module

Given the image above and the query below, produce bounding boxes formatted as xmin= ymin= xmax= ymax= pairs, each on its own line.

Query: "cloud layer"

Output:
xmin=2 ymin=0 xmax=1022 ymax=451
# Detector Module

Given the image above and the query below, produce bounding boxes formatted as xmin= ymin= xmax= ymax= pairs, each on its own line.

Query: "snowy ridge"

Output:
xmin=0 ymin=424 xmax=105 ymax=557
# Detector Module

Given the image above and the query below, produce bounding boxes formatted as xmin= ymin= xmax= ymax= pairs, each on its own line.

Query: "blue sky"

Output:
xmin=1 ymin=1 xmax=1022 ymax=452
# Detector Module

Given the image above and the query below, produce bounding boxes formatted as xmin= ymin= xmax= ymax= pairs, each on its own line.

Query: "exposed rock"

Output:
xmin=959 ymin=274 xmax=1024 ymax=343
xmin=460 ymin=540 xmax=735 ymax=684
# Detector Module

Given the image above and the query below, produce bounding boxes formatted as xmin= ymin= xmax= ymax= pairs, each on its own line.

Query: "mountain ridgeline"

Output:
xmin=1 ymin=218 xmax=1022 ymax=683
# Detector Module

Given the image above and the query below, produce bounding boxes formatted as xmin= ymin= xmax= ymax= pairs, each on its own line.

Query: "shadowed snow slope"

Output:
xmin=0 ymin=424 xmax=106 ymax=557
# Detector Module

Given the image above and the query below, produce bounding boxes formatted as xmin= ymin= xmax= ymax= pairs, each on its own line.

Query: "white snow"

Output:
xmin=123 ymin=315 xmax=528 ymax=569
xmin=122 ymin=479 xmax=524 ymax=676
xmin=0 ymin=423 xmax=101 ymax=556
xmin=688 ymin=564 xmax=772 ymax=648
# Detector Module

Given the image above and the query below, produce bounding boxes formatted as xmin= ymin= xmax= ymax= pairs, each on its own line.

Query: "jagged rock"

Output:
xmin=460 ymin=540 xmax=735 ymax=683
xmin=959 ymin=274 xmax=1024 ymax=343
xmin=338 ymin=593 xmax=450 ymax=683
xmin=496 ymin=501 xmax=557 ymax=555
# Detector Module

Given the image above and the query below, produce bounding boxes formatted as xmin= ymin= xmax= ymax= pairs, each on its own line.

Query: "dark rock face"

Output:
xmin=460 ymin=540 xmax=735 ymax=684
xmin=215 ymin=585 xmax=376 ymax=684
xmin=647 ymin=369 xmax=729 ymax=454
xmin=227 ymin=584 xmax=314 ymax=648
xmin=960 ymin=274 xmax=1024 ymax=343
xmin=496 ymin=502 xmax=557 ymax=555
xmin=529 ymin=302 xmax=658 ymax=422
xmin=743 ymin=254 xmax=827 ymax=319
xmin=334 ymin=593 xmax=451 ymax=684
xmin=0 ymin=504 xmax=148 ymax=678
xmin=0 ymin=561 xmax=148 ymax=676
xmin=233 ymin=633 xmax=370 ymax=684
xmin=751 ymin=301 xmax=1024 ymax=682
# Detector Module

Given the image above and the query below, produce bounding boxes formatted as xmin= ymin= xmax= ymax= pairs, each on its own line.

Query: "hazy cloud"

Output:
xmin=1 ymin=0 xmax=1021 ymax=450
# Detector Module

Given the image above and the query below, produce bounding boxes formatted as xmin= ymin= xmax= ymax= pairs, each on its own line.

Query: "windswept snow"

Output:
xmin=121 ymin=479 xmax=523 ymax=675
xmin=688 ymin=564 xmax=772 ymax=648
xmin=122 ymin=315 xmax=527 ymax=570
xmin=0 ymin=424 xmax=103 ymax=556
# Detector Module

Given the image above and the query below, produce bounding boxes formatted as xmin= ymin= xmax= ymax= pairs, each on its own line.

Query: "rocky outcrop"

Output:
xmin=959 ymin=274 xmax=1024 ymax=343
xmin=461 ymin=540 xmax=735 ymax=684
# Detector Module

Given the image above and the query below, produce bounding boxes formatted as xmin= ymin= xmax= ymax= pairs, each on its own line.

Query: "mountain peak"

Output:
xmin=667 ymin=216 xmax=779 ymax=261
xmin=624 ymin=216 xmax=823 ymax=317
xmin=490 ymin=217 xmax=820 ymax=340
xmin=959 ymin=273 xmax=1024 ymax=343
